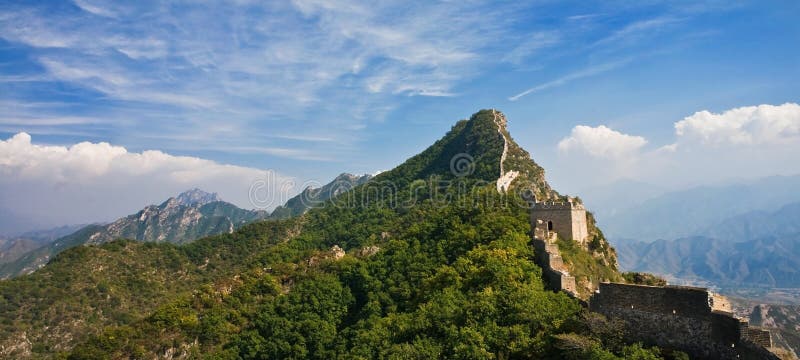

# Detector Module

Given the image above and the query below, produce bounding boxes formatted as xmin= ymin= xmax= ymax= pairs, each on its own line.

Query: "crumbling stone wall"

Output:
xmin=590 ymin=283 xmax=779 ymax=360
xmin=531 ymin=227 xmax=578 ymax=297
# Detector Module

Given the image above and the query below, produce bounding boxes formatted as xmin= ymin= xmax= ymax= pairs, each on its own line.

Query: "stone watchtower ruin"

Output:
xmin=528 ymin=196 xmax=589 ymax=297
xmin=530 ymin=196 xmax=589 ymax=245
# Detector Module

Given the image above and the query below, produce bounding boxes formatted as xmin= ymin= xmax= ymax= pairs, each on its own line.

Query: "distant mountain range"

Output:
xmin=590 ymin=175 xmax=800 ymax=243
xmin=0 ymin=224 xmax=86 ymax=264
xmin=0 ymin=175 xmax=371 ymax=278
xmin=617 ymin=201 xmax=800 ymax=288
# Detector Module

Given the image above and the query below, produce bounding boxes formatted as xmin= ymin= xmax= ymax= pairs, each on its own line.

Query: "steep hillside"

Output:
xmin=0 ymin=190 xmax=267 ymax=278
xmin=0 ymin=220 xmax=299 ymax=358
xmin=373 ymin=109 xmax=551 ymax=198
xmin=0 ymin=238 xmax=43 ymax=264
xmin=750 ymin=304 xmax=800 ymax=358
xmin=0 ymin=110 xmax=647 ymax=359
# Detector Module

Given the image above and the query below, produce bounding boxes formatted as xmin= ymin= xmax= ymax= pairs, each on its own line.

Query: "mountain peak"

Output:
xmin=175 ymin=188 xmax=221 ymax=207
xmin=333 ymin=172 xmax=372 ymax=184
xmin=373 ymin=109 xmax=553 ymax=198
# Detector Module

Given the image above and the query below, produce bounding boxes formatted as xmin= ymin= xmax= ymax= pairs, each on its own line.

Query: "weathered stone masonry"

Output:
xmin=589 ymin=283 xmax=778 ymax=360
xmin=527 ymin=197 xmax=779 ymax=359
xmin=529 ymin=197 xmax=587 ymax=298
xmin=530 ymin=198 xmax=588 ymax=245
xmin=531 ymin=227 xmax=578 ymax=297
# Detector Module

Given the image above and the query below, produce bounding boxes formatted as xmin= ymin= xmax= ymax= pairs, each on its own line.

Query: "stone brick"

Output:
xmin=589 ymin=283 xmax=779 ymax=360
xmin=530 ymin=198 xmax=588 ymax=245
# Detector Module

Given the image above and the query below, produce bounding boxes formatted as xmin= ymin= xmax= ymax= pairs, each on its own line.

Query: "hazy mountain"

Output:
xmin=0 ymin=238 xmax=41 ymax=264
xmin=618 ymin=234 xmax=800 ymax=288
xmin=617 ymin=201 xmax=800 ymax=288
xmin=578 ymin=179 xmax=666 ymax=219
xmin=0 ymin=207 xmax=50 ymax=238
xmin=0 ymin=190 xmax=267 ymax=278
xmin=599 ymin=174 xmax=800 ymax=243
xmin=703 ymin=201 xmax=800 ymax=243
xmin=175 ymin=188 xmax=222 ymax=206
xmin=0 ymin=224 xmax=87 ymax=264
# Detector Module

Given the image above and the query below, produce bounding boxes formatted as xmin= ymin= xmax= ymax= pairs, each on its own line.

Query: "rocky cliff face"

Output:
xmin=175 ymin=188 xmax=222 ymax=207
xmin=83 ymin=195 xmax=264 ymax=245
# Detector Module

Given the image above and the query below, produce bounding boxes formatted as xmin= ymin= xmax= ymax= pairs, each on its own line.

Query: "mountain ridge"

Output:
xmin=617 ymin=200 xmax=800 ymax=288
xmin=599 ymin=174 xmax=800 ymax=243
xmin=0 ymin=110 xmax=636 ymax=359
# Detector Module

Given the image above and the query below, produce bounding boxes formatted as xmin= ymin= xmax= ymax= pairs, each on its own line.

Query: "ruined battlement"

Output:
xmin=531 ymin=200 xmax=586 ymax=210
xmin=589 ymin=283 xmax=778 ymax=359
xmin=531 ymin=197 xmax=589 ymax=244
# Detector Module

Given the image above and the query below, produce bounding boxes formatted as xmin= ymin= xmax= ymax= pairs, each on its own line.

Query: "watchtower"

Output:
xmin=530 ymin=196 xmax=589 ymax=245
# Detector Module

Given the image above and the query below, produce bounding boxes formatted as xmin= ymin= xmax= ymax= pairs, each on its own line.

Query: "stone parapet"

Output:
xmin=589 ymin=283 xmax=779 ymax=360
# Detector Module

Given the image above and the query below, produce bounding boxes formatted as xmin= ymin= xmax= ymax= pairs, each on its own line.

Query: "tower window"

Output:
xmin=547 ymin=221 xmax=554 ymax=231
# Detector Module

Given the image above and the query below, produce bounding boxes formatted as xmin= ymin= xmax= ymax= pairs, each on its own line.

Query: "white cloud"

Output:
xmin=557 ymin=125 xmax=648 ymax=159
xmin=0 ymin=133 xmax=295 ymax=233
xmin=674 ymin=103 xmax=800 ymax=145
xmin=551 ymin=103 xmax=800 ymax=194
xmin=0 ymin=1 xmax=536 ymax=155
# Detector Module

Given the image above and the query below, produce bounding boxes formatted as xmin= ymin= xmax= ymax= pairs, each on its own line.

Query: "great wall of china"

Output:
xmin=529 ymin=197 xmax=782 ymax=359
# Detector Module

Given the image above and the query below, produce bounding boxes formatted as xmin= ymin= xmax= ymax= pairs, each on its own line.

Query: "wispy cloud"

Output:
xmin=0 ymin=0 xmax=732 ymax=167
xmin=508 ymin=59 xmax=631 ymax=101
xmin=72 ymin=0 xmax=117 ymax=18
xmin=591 ymin=16 xmax=683 ymax=49
xmin=0 ymin=116 xmax=105 ymax=126
xmin=0 ymin=0 xmax=532 ymax=157
xmin=502 ymin=31 xmax=562 ymax=65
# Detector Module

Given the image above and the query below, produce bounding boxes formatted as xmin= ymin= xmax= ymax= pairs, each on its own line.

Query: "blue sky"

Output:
xmin=1 ymin=0 xmax=799 ymax=232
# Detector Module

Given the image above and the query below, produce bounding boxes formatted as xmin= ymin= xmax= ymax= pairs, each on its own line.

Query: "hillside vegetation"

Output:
xmin=0 ymin=110 xmax=669 ymax=359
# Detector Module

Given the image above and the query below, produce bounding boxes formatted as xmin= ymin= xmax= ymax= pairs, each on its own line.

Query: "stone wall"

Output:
xmin=590 ymin=283 xmax=779 ymax=360
xmin=530 ymin=200 xmax=588 ymax=244
xmin=531 ymin=228 xmax=578 ymax=297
